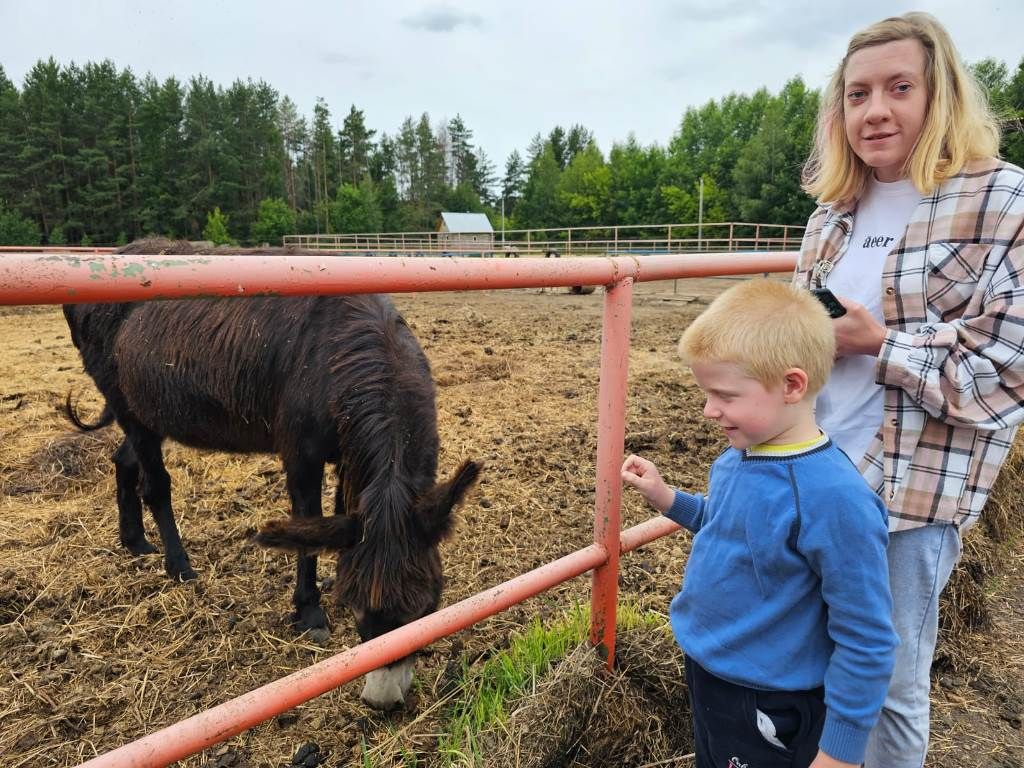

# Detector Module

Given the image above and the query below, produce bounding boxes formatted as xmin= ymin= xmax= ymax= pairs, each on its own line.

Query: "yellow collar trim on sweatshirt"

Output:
xmin=747 ymin=432 xmax=828 ymax=457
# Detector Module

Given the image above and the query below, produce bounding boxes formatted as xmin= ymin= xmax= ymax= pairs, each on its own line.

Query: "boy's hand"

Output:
xmin=810 ymin=750 xmax=859 ymax=768
xmin=620 ymin=454 xmax=675 ymax=514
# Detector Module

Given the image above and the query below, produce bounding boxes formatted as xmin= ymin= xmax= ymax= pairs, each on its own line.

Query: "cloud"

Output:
xmin=665 ymin=0 xmax=763 ymax=23
xmin=401 ymin=5 xmax=483 ymax=33
xmin=319 ymin=50 xmax=361 ymax=65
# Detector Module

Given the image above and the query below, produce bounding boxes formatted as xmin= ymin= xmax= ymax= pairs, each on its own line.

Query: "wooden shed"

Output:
xmin=438 ymin=212 xmax=494 ymax=255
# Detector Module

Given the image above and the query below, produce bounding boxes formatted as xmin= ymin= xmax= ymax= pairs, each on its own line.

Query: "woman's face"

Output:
xmin=843 ymin=38 xmax=929 ymax=182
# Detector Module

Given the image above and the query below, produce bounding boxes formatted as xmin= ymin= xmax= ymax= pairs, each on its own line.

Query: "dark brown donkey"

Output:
xmin=63 ymin=242 xmax=480 ymax=708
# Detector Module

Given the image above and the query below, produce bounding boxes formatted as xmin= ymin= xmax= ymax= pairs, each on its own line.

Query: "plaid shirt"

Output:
xmin=795 ymin=158 xmax=1024 ymax=532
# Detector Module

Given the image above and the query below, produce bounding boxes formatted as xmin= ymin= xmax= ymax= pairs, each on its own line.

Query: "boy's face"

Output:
xmin=691 ymin=360 xmax=800 ymax=450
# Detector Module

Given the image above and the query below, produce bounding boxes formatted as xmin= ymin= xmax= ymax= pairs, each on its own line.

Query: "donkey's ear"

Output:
xmin=254 ymin=515 xmax=362 ymax=555
xmin=415 ymin=460 xmax=482 ymax=545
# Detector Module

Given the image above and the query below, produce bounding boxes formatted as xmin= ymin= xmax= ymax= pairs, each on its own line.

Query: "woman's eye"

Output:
xmin=846 ymin=90 xmax=866 ymax=101
xmin=894 ymin=82 xmax=912 ymax=93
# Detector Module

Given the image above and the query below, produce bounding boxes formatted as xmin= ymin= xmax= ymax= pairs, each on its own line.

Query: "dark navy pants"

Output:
xmin=685 ymin=657 xmax=826 ymax=768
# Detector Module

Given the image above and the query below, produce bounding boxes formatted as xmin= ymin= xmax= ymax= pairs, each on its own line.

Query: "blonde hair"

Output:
xmin=678 ymin=279 xmax=835 ymax=396
xmin=802 ymin=12 xmax=1000 ymax=206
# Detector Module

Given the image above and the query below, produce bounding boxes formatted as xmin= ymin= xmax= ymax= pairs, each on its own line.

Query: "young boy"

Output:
xmin=621 ymin=279 xmax=897 ymax=768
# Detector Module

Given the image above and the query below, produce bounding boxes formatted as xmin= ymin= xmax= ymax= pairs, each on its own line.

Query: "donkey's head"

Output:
xmin=255 ymin=460 xmax=480 ymax=709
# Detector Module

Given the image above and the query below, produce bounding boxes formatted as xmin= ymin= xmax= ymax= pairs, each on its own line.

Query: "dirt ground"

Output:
xmin=1 ymin=278 xmax=1022 ymax=767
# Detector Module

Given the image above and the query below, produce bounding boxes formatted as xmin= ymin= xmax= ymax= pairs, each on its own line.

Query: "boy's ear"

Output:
xmin=782 ymin=368 xmax=810 ymax=402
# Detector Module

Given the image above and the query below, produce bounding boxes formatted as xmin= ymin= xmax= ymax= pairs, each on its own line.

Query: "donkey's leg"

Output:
xmin=125 ymin=422 xmax=196 ymax=581
xmin=284 ymin=456 xmax=328 ymax=636
xmin=113 ymin=438 xmax=157 ymax=555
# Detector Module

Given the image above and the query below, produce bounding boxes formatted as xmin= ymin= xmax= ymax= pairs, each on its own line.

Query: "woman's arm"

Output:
xmin=876 ymin=233 xmax=1024 ymax=430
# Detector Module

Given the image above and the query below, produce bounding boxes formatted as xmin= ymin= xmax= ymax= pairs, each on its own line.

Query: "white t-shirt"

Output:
xmin=815 ymin=177 xmax=921 ymax=464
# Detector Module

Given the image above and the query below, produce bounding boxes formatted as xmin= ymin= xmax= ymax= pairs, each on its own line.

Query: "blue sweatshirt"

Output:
xmin=665 ymin=439 xmax=897 ymax=764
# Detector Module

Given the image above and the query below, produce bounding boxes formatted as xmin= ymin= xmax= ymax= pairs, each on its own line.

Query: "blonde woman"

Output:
xmin=797 ymin=12 xmax=1024 ymax=767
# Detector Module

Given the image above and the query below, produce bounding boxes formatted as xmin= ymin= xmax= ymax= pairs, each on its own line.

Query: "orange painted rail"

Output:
xmin=0 ymin=248 xmax=797 ymax=767
xmin=0 ymin=251 xmax=796 ymax=305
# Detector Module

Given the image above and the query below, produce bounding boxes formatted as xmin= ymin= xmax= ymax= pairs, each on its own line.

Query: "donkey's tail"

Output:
xmin=64 ymin=390 xmax=115 ymax=431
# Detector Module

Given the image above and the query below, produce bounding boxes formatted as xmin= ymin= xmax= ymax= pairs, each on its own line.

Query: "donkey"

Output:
xmin=63 ymin=240 xmax=480 ymax=708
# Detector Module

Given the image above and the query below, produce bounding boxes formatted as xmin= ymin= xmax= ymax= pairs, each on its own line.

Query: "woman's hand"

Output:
xmin=831 ymin=296 xmax=887 ymax=358
xmin=620 ymin=454 xmax=675 ymax=513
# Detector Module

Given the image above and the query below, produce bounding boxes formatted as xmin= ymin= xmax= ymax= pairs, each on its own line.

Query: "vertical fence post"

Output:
xmin=590 ymin=276 xmax=634 ymax=670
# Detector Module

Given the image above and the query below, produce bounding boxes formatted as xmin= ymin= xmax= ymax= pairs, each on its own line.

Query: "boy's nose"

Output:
xmin=703 ymin=400 xmax=719 ymax=419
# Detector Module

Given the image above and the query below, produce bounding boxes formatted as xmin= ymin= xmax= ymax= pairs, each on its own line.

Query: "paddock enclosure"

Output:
xmin=1 ymin=278 xmax=1023 ymax=767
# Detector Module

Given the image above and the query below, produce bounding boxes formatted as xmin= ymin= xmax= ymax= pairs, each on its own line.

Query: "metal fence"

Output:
xmin=283 ymin=221 xmax=804 ymax=257
xmin=0 ymin=249 xmax=799 ymax=767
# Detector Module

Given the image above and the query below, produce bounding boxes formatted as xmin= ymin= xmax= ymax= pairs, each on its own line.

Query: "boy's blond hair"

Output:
xmin=678 ymin=279 xmax=835 ymax=396
xmin=802 ymin=12 xmax=1000 ymax=207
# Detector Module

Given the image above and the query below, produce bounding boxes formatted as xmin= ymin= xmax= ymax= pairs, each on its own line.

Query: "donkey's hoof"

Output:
xmin=167 ymin=562 xmax=198 ymax=581
xmin=304 ymin=626 xmax=331 ymax=645
xmin=124 ymin=538 xmax=158 ymax=556
xmin=292 ymin=606 xmax=329 ymax=642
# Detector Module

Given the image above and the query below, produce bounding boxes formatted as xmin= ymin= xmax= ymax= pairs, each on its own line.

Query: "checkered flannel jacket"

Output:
xmin=795 ymin=157 xmax=1024 ymax=532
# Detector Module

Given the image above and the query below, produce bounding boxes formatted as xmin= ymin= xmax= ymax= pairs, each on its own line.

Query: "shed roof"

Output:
xmin=440 ymin=212 xmax=493 ymax=233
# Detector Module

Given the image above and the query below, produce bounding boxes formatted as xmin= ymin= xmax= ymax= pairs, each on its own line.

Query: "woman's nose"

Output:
xmin=865 ymin=92 xmax=891 ymax=123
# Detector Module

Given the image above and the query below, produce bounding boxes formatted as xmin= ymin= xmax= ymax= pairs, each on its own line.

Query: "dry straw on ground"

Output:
xmin=1 ymin=265 xmax=1022 ymax=767
xmin=478 ymin=626 xmax=693 ymax=768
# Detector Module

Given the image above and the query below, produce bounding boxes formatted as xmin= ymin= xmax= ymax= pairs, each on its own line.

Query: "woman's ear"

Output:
xmin=782 ymin=367 xmax=810 ymax=403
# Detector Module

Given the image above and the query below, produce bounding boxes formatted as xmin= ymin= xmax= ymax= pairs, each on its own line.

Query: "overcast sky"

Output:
xmin=3 ymin=1 xmax=1022 ymax=173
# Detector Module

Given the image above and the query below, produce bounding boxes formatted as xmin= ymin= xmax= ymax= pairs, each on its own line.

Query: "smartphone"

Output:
xmin=811 ymin=288 xmax=848 ymax=318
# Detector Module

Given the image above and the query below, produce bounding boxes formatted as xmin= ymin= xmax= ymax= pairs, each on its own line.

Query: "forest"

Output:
xmin=0 ymin=56 xmax=1021 ymax=246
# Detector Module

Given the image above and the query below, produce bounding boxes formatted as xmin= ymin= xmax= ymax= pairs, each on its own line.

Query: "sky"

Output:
xmin=2 ymin=1 xmax=1022 ymax=174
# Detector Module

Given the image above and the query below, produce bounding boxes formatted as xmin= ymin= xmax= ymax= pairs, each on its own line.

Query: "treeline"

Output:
xmin=1 ymin=56 xmax=1022 ymax=246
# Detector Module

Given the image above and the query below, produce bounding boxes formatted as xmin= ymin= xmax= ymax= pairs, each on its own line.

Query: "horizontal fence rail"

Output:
xmin=283 ymin=221 xmax=804 ymax=258
xmin=0 ymin=249 xmax=798 ymax=767
xmin=0 ymin=251 xmax=797 ymax=305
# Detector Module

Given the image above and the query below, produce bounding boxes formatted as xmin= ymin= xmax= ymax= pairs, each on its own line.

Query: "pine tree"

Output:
xmin=310 ymin=98 xmax=338 ymax=232
xmin=338 ymin=105 xmax=376 ymax=185
xmin=472 ymin=147 xmax=496 ymax=206
xmin=277 ymin=96 xmax=308 ymax=211
xmin=137 ymin=75 xmax=187 ymax=236
xmin=0 ymin=67 xmax=25 ymax=215
xmin=19 ymin=58 xmax=75 ymax=236
xmin=182 ymin=76 xmax=230 ymax=237
xmin=501 ymin=150 xmax=526 ymax=218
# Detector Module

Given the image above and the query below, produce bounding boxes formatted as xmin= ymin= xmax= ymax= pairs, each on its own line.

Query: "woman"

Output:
xmin=795 ymin=12 xmax=1024 ymax=768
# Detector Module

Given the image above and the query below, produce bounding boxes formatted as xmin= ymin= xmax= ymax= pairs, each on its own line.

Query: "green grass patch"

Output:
xmin=435 ymin=603 xmax=670 ymax=766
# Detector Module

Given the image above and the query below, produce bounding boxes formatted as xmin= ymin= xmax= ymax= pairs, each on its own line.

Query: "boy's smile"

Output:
xmin=690 ymin=360 xmax=818 ymax=450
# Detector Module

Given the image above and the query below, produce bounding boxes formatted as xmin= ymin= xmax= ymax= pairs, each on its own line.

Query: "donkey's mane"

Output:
xmin=330 ymin=298 xmax=438 ymax=536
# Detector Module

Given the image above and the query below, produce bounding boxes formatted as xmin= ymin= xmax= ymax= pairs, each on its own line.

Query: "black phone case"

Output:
xmin=811 ymin=288 xmax=848 ymax=318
